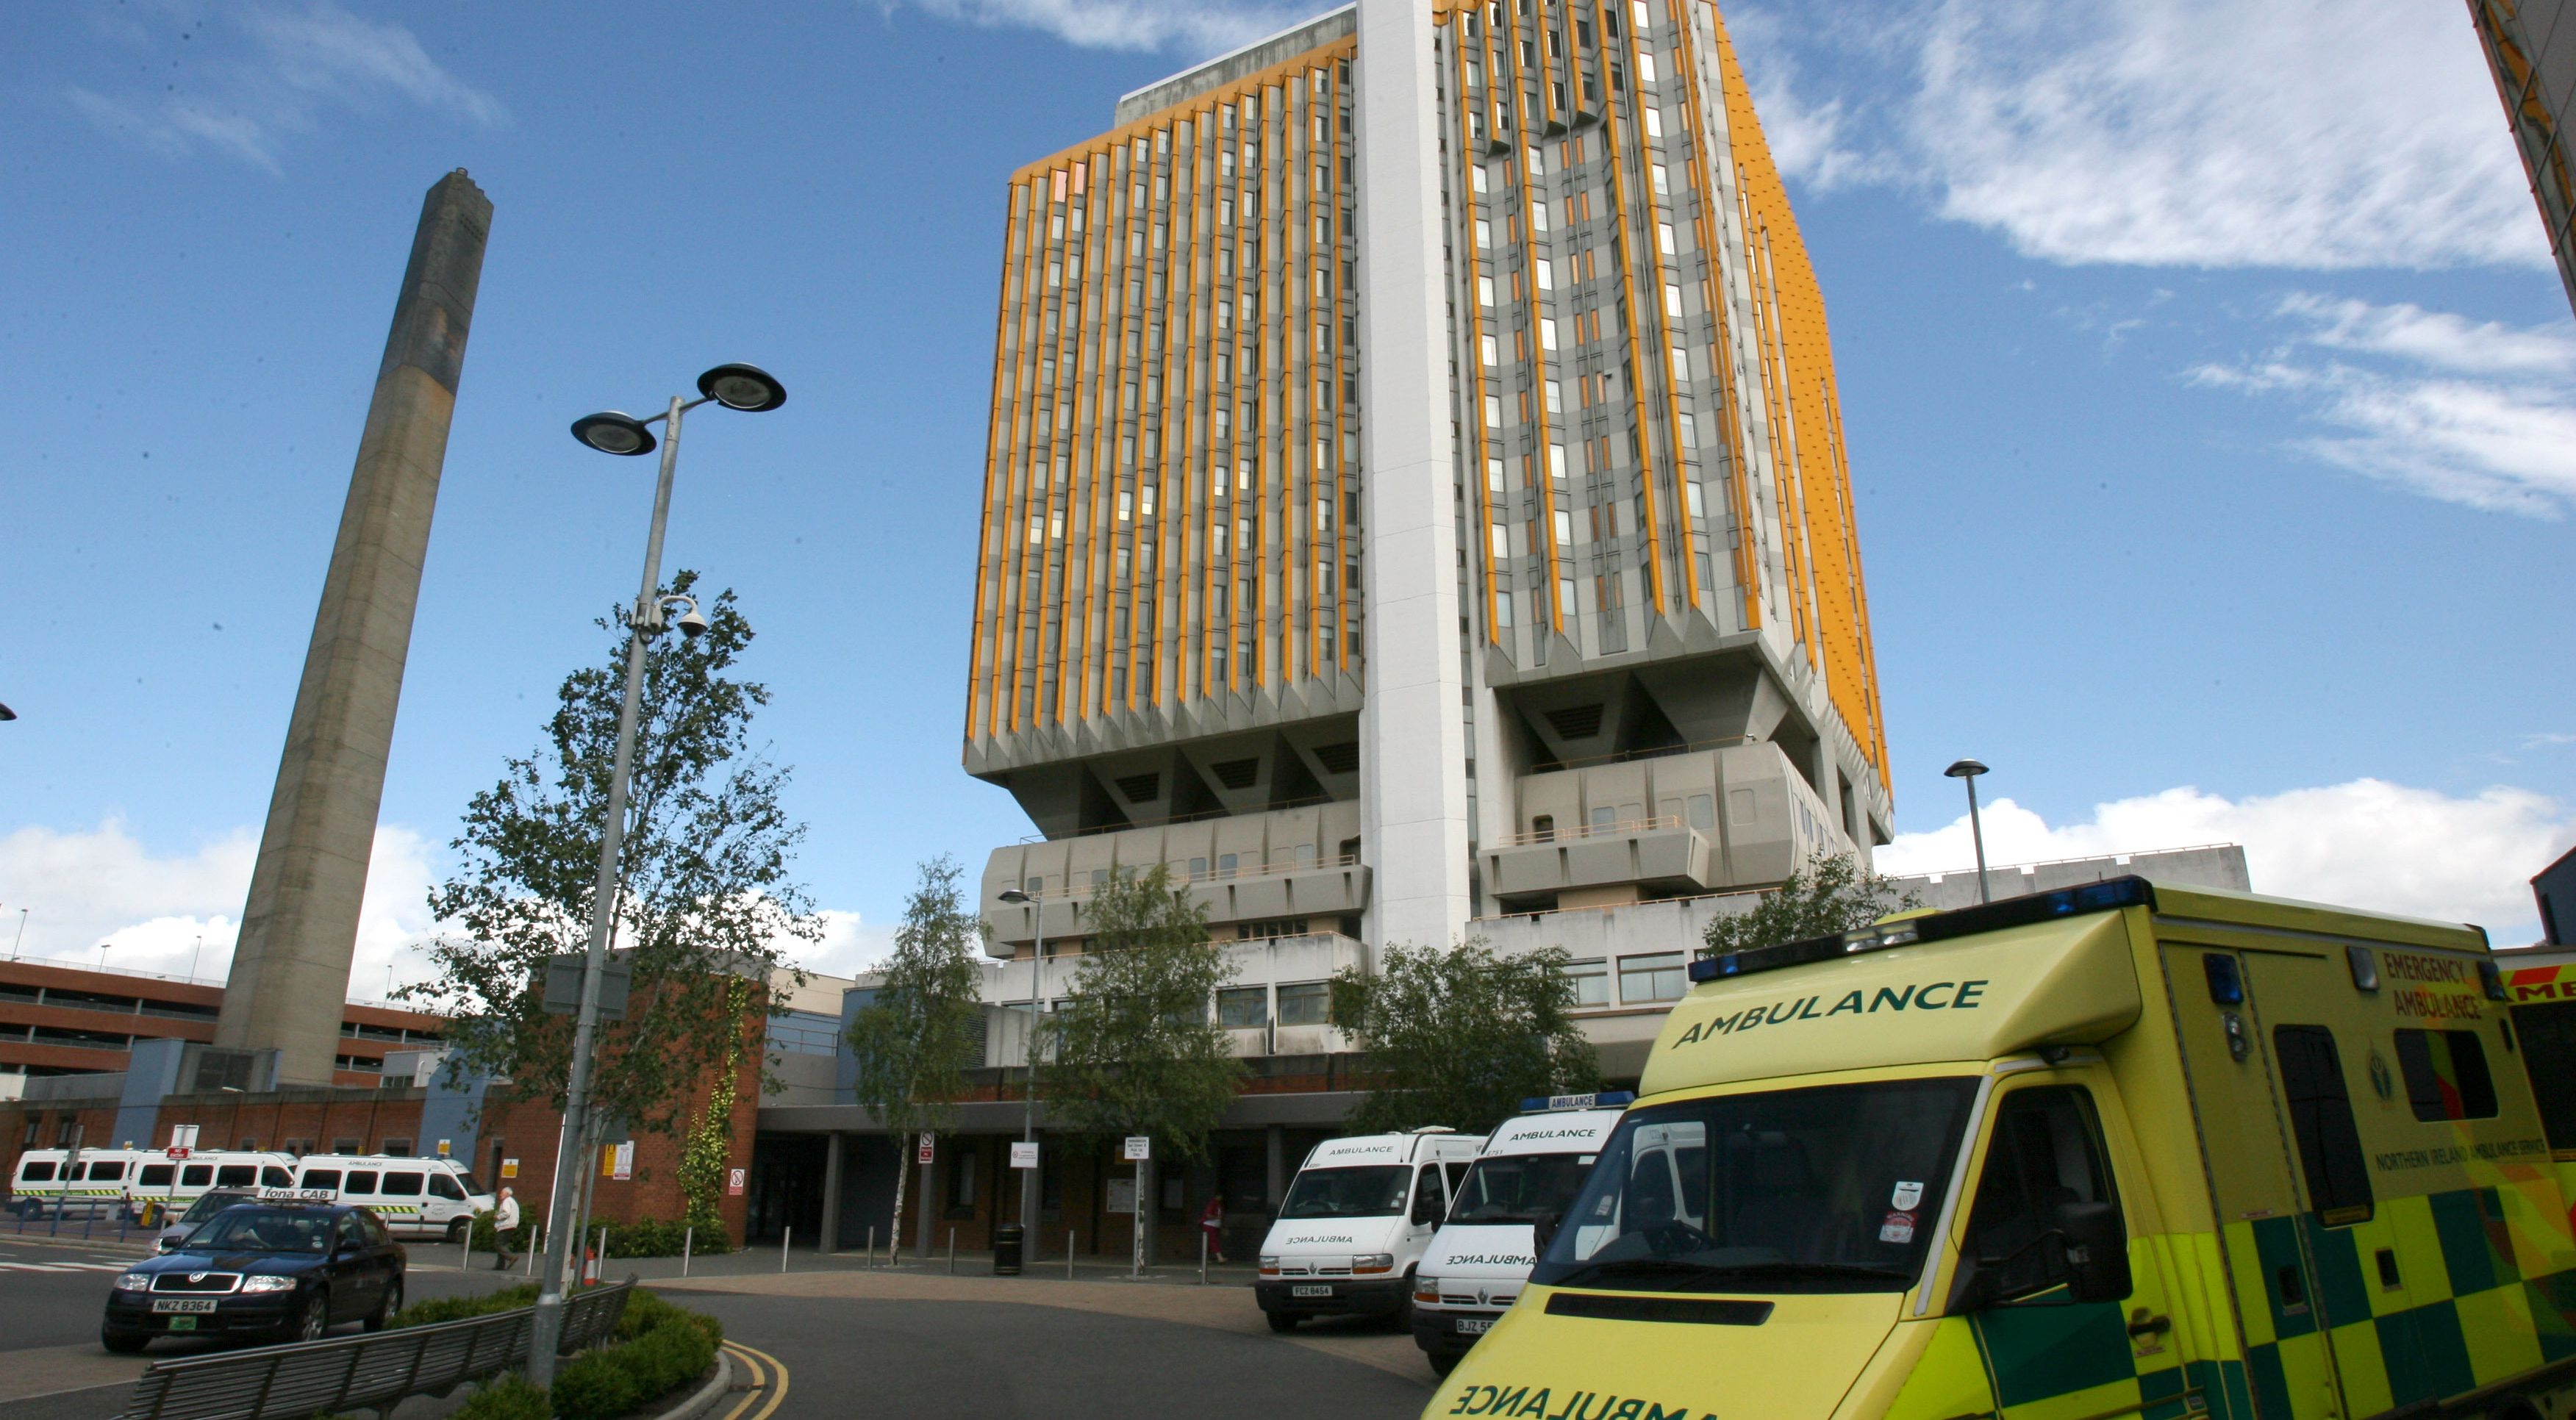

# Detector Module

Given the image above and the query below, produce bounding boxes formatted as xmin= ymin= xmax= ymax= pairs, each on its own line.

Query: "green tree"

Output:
xmin=1328 ymin=940 xmax=1598 ymax=1135
xmin=845 ymin=856 xmax=988 ymax=1260
xmin=408 ymin=572 xmax=823 ymax=1144
xmin=1699 ymin=853 xmax=1920 ymax=958
xmin=1037 ymin=867 xmax=1245 ymax=1163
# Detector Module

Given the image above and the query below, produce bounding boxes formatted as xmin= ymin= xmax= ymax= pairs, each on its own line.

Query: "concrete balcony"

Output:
xmin=1484 ymin=817 xmax=1715 ymax=906
xmin=984 ymin=805 xmax=1371 ymax=950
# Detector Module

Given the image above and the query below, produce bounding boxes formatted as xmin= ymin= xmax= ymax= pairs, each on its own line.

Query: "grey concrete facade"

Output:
xmin=1355 ymin=0 xmax=1475 ymax=950
xmin=218 ymin=171 xmax=490 ymax=1086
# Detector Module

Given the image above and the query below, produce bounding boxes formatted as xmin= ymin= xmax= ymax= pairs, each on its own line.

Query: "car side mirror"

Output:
xmin=1531 ymin=1210 xmax=1564 ymax=1255
xmin=2054 ymin=1201 xmax=2132 ymax=1305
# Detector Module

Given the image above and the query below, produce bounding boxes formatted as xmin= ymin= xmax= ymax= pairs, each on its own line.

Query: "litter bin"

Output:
xmin=993 ymin=1222 xmax=1026 ymax=1276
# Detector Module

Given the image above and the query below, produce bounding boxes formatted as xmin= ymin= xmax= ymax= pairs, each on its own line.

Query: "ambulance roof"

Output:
xmin=1481 ymin=1108 xmax=1623 ymax=1155
xmin=1643 ymin=876 xmax=2490 ymax=1097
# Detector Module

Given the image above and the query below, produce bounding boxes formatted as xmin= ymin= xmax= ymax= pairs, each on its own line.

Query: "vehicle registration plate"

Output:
xmin=1457 ymin=1317 xmax=1492 ymax=1335
xmin=1292 ymin=1284 xmax=1334 ymax=1297
xmin=153 ymin=1299 xmax=218 ymax=1314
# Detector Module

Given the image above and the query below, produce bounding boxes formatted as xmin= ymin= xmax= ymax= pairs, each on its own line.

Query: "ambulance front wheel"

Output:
xmin=1266 ymin=1310 xmax=1298 ymax=1333
xmin=1427 ymin=1352 xmax=1458 ymax=1378
xmin=1389 ymin=1270 xmax=1415 ymax=1332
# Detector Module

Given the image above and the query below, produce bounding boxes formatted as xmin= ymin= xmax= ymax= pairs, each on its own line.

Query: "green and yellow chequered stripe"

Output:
xmin=2225 ymin=1186 xmax=2576 ymax=1417
xmin=1889 ymin=1188 xmax=2576 ymax=1420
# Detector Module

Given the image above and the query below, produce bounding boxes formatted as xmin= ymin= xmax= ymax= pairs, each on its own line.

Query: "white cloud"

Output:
xmin=888 ymin=0 xmax=1312 ymax=56
xmin=0 ymin=819 xmax=443 ymax=1000
xmin=67 ymin=1 xmax=507 ymax=173
xmin=2277 ymin=294 xmax=2576 ymax=377
xmin=2190 ymin=295 xmax=2576 ymax=517
xmin=1878 ymin=779 xmax=2571 ymax=940
xmin=1731 ymin=0 xmax=2541 ymax=271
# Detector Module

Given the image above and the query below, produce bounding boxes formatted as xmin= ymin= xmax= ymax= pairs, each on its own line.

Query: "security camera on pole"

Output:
xmin=525 ymin=364 xmax=784 ymax=1385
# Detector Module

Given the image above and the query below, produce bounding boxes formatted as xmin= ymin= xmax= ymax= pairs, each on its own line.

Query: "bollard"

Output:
xmin=83 ymin=1204 xmax=94 ymax=1239
xmin=1200 ymin=1231 xmax=1208 ymax=1285
xmin=947 ymin=1227 xmax=956 ymax=1274
xmin=595 ymin=1227 xmax=608 ymax=1285
xmin=462 ymin=1224 xmax=473 ymax=1274
xmin=782 ymin=1224 xmax=792 ymax=1274
xmin=866 ymin=1226 xmax=876 ymax=1267
xmin=526 ymin=1220 xmax=540 ymax=1277
xmin=1069 ymin=1231 xmax=1077 ymax=1280
xmin=682 ymin=1226 xmax=693 ymax=1277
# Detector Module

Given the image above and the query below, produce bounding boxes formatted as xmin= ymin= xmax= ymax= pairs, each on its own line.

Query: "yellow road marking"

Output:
xmin=720 ymin=1341 xmax=788 ymax=1420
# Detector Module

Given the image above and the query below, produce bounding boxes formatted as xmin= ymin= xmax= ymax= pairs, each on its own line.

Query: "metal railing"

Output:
xmin=1492 ymin=814 xmax=1686 ymax=848
xmin=115 ymin=1279 xmax=634 ymax=1420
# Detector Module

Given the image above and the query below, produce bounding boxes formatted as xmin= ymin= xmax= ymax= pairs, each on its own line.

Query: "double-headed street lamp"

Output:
xmin=526 ymin=364 xmax=784 ymax=1385
xmin=1944 ymin=759 xmax=1993 ymax=905
xmin=995 ymin=888 xmax=1046 ymax=1236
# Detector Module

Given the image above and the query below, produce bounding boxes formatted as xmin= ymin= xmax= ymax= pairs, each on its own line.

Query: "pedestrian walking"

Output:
xmin=1200 ymin=1195 xmax=1226 ymax=1263
xmin=492 ymin=1187 xmax=521 ymax=1269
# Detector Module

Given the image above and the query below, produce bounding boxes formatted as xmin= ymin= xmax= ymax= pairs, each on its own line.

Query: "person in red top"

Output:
xmin=1200 ymin=1195 xmax=1227 ymax=1263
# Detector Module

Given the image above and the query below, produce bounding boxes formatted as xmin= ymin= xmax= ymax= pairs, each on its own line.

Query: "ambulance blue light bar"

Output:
xmin=1520 ymin=1091 xmax=1637 ymax=1113
xmin=1686 ymin=876 xmax=2159 ymax=985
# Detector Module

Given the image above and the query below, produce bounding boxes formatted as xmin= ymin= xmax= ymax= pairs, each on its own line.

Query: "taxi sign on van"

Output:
xmin=257 ymin=1188 xmax=337 ymax=1203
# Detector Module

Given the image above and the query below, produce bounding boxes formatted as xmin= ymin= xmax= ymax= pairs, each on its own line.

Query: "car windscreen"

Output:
xmin=1450 ymin=1151 xmax=1597 ymax=1225
xmin=181 ymin=1191 xmax=250 ymax=1224
xmin=1278 ymin=1165 xmax=1412 ymax=1219
xmin=190 ymin=1208 xmax=334 ymax=1254
xmin=1531 ymin=1076 xmax=1980 ymax=1295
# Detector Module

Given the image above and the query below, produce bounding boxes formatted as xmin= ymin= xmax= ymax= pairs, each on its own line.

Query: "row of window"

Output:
xmin=1561 ymin=951 xmax=1688 ymax=1007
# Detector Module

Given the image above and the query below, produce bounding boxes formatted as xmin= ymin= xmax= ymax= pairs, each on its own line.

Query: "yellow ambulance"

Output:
xmin=1425 ymin=878 xmax=2576 ymax=1420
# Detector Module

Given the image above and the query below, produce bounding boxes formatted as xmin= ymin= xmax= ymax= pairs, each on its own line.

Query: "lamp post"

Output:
xmin=995 ymin=888 xmax=1045 ymax=1237
xmin=526 ymin=363 xmax=785 ymax=1385
xmin=1944 ymin=759 xmax=1992 ymax=905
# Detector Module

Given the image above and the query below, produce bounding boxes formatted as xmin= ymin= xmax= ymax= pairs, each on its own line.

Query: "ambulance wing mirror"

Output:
xmin=1531 ymin=1209 xmax=1564 ymax=1255
xmin=2053 ymin=1201 xmax=2132 ymax=1305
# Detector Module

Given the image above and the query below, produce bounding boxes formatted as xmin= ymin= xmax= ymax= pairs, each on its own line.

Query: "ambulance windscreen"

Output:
xmin=1278 ymin=1166 xmax=1412 ymax=1219
xmin=1450 ymin=1153 xmax=1595 ymax=1226
xmin=1531 ymin=1077 xmax=1979 ymax=1294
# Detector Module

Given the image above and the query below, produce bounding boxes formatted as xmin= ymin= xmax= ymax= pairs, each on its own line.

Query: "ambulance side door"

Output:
xmin=1954 ymin=1070 xmax=2200 ymax=1420
xmin=2168 ymin=941 xmax=2358 ymax=1420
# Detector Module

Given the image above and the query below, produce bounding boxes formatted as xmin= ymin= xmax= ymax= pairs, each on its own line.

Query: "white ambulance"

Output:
xmin=290 ymin=1155 xmax=493 ymax=1240
xmin=1406 ymin=1094 xmax=1629 ymax=1375
xmin=1255 ymin=1127 xmax=1487 ymax=1333
xmin=7 ymin=1148 xmax=297 ymax=1221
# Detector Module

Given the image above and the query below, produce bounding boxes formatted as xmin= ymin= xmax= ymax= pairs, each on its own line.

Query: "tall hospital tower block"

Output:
xmin=965 ymin=1 xmax=1887 ymax=957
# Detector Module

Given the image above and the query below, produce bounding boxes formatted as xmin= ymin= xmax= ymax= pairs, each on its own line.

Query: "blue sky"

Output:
xmin=2 ymin=0 xmax=2569 ymax=993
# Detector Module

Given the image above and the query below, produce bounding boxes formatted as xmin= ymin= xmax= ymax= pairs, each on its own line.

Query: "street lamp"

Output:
xmin=995 ymin=888 xmax=1046 ymax=1237
xmin=1944 ymin=759 xmax=1992 ymax=905
xmin=526 ymin=363 xmax=785 ymax=1385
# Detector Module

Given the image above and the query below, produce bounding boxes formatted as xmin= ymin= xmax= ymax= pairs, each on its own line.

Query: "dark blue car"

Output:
xmin=103 ymin=1199 xmax=406 ymax=1352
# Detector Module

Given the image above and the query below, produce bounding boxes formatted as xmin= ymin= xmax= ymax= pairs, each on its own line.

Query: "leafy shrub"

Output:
xmin=389 ymin=1283 xmax=540 ymax=1330
xmin=613 ymin=1287 xmax=720 ymax=1346
xmin=547 ymin=1350 xmax=638 ymax=1420
xmin=455 ymin=1377 xmax=552 ymax=1420
xmin=587 ymin=1216 xmax=729 ymax=1258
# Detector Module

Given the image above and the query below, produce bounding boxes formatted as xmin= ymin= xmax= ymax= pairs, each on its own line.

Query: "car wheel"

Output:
xmin=1428 ymin=1351 xmax=1459 ymax=1378
xmin=101 ymin=1330 xmax=149 ymax=1355
xmin=366 ymin=1280 xmax=402 ymax=1332
xmin=295 ymin=1292 xmax=329 ymax=1343
xmin=1265 ymin=1310 xmax=1298 ymax=1333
